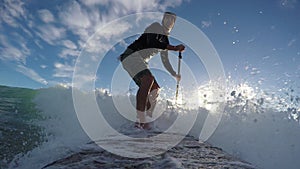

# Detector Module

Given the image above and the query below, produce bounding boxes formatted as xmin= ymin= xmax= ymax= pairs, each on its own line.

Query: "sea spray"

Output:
xmin=6 ymin=82 xmax=300 ymax=169
xmin=8 ymin=86 xmax=90 ymax=169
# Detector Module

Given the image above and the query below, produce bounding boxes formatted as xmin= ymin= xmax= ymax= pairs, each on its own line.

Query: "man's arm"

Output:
xmin=161 ymin=44 xmax=184 ymax=81
xmin=143 ymin=34 xmax=185 ymax=51
xmin=160 ymin=50 xmax=177 ymax=76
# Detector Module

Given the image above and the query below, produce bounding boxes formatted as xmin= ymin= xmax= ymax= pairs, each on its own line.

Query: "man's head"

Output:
xmin=162 ymin=12 xmax=176 ymax=35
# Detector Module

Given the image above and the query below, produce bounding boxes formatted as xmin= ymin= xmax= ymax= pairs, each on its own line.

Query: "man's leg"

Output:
xmin=136 ymin=74 xmax=154 ymax=128
xmin=146 ymin=81 xmax=160 ymax=117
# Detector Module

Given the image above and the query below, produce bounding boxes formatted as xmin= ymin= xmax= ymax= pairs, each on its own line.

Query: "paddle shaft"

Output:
xmin=175 ymin=52 xmax=182 ymax=103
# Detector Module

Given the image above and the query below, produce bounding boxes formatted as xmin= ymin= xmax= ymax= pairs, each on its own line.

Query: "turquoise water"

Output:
xmin=0 ymin=86 xmax=43 ymax=168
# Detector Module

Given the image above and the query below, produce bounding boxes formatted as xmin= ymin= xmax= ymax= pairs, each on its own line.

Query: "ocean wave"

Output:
xmin=3 ymin=82 xmax=300 ymax=169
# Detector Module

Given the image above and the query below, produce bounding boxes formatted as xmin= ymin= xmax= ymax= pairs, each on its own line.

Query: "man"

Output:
xmin=119 ymin=12 xmax=185 ymax=129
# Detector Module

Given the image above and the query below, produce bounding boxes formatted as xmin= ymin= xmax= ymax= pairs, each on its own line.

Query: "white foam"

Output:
xmin=9 ymin=85 xmax=300 ymax=169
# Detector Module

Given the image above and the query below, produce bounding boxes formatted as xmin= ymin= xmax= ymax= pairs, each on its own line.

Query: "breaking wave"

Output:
xmin=3 ymin=79 xmax=300 ymax=169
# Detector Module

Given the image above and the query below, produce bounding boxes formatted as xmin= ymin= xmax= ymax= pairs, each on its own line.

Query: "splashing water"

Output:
xmin=3 ymin=78 xmax=300 ymax=169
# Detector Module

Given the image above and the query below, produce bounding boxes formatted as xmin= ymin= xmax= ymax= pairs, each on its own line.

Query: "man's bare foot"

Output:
xmin=141 ymin=122 xmax=152 ymax=130
xmin=134 ymin=122 xmax=142 ymax=129
xmin=134 ymin=122 xmax=152 ymax=130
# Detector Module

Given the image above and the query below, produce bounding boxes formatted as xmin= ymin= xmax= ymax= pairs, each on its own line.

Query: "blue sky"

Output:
xmin=0 ymin=0 xmax=299 ymax=91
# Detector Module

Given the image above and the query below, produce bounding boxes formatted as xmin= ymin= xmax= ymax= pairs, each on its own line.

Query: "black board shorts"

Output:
xmin=120 ymin=49 xmax=158 ymax=87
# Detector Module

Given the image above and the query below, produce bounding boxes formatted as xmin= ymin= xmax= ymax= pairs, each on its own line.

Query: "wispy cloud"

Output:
xmin=53 ymin=62 xmax=74 ymax=78
xmin=0 ymin=45 xmax=24 ymax=62
xmin=80 ymin=0 xmax=184 ymax=13
xmin=36 ymin=24 xmax=66 ymax=45
xmin=62 ymin=40 xmax=77 ymax=49
xmin=158 ymin=0 xmax=186 ymax=10
xmin=0 ymin=0 xmax=31 ymax=64
xmin=38 ymin=9 xmax=55 ymax=23
xmin=34 ymin=39 xmax=43 ymax=49
xmin=59 ymin=48 xmax=80 ymax=58
xmin=40 ymin=65 xmax=47 ymax=69
xmin=80 ymin=0 xmax=110 ymax=6
xmin=16 ymin=65 xmax=48 ymax=85
xmin=84 ymin=21 xmax=132 ymax=53
xmin=0 ymin=0 xmax=26 ymax=27
xmin=0 ymin=34 xmax=29 ymax=63
xmin=59 ymin=40 xmax=79 ymax=58
xmin=59 ymin=1 xmax=91 ymax=38
xmin=19 ymin=24 xmax=33 ymax=37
